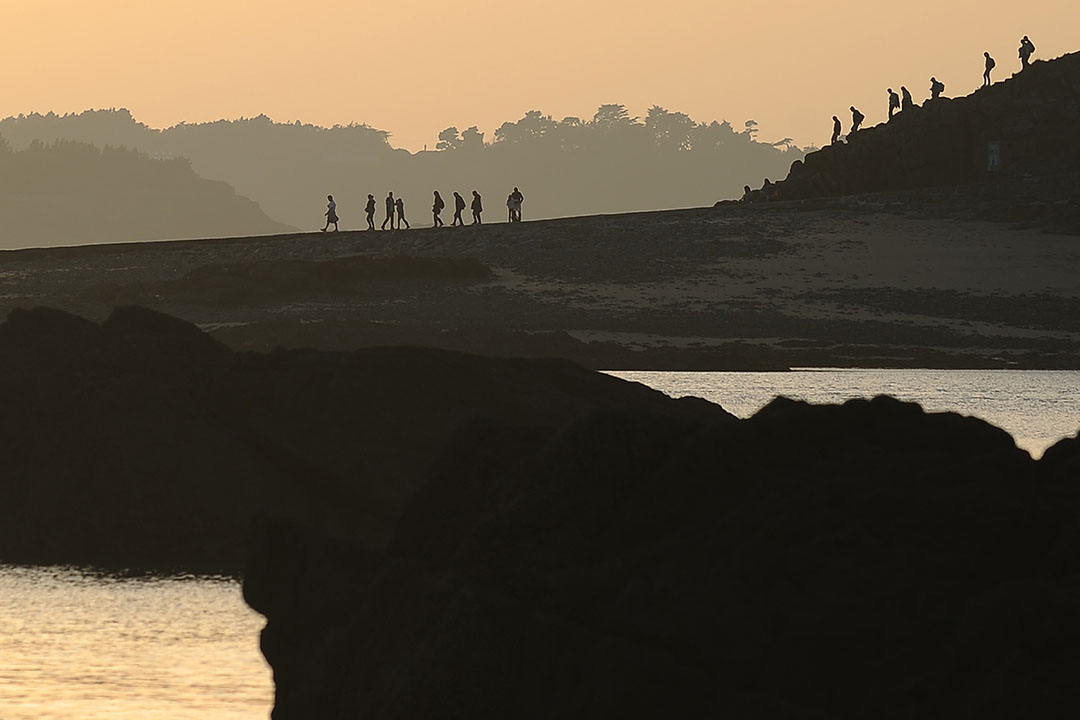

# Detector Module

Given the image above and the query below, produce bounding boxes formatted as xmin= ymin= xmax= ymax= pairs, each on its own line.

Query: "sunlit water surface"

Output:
xmin=610 ymin=368 xmax=1080 ymax=458
xmin=1 ymin=370 xmax=1076 ymax=718
xmin=0 ymin=567 xmax=271 ymax=720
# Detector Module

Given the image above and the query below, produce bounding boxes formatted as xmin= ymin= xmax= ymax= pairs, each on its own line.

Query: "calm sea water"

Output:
xmin=1 ymin=370 xmax=1076 ymax=719
xmin=0 ymin=567 xmax=272 ymax=720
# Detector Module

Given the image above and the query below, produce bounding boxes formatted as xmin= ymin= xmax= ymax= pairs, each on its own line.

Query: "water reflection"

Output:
xmin=0 ymin=566 xmax=272 ymax=720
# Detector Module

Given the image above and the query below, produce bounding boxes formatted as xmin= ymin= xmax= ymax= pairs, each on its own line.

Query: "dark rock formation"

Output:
xmin=0 ymin=305 xmax=728 ymax=572
xmin=773 ymin=53 xmax=1080 ymax=201
xmin=244 ymin=394 xmax=1080 ymax=718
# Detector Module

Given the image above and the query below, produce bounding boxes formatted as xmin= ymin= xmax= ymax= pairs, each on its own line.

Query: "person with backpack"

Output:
xmin=831 ymin=115 xmax=842 ymax=145
xmin=1019 ymin=36 xmax=1036 ymax=68
xmin=395 ymin=196 xmax=410 ymax=230
xmin=452 ymin=191 xmax=466 ymax=226
xmin=850 ymin=106 xmax=865 ymax=134
xmin=365 ymin=194 xmax=376 ymax=230
xmin=471 ymin=190 xmax=483 ymax=225
xmin=322 ymin=194 xmax=339 ymax=232
xmin=888 ymin=88 xmax=900 ymax=120
xmin=930 ymin=77 xmax=945 ymax=100
xmin=432 ymin=191 xmax=445 ymax=227
xmin=510 ymin=187 xmax=524 ymax=222
xmin=983 ymin=52 xmax=996 ymax=87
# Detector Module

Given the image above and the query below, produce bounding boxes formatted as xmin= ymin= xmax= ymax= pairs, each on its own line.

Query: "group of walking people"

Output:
xmin=829 ymin=37 xmax=1037 ymax=146
xmin=323 ymin=187 xmax=521 ymax=232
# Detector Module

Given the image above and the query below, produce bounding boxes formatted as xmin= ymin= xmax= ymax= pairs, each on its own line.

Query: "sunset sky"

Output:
xmin=2 ymin=1 xmax=1076 ymax=151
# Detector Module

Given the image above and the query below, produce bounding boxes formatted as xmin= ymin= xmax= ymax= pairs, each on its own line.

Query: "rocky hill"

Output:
xmin=770 ymin=52 xmax=1080 ymax=201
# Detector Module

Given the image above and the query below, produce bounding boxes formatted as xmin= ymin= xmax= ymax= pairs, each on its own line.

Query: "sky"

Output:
xmin=2 ymin=1 xmax=1077 ymax=151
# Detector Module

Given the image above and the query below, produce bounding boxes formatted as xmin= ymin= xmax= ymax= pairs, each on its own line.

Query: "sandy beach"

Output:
xmin=0 ymin=198 xmax=1076 ymax=369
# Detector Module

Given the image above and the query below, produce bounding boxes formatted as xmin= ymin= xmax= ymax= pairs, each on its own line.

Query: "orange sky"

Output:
xmin=2 ymin=1 xmax=1076 ymax=150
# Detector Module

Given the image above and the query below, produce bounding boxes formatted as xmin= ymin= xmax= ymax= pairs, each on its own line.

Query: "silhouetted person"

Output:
xmin=322 ymin=194 xmax=338 ymax=232
xmin=850 ymin=106 xmax=865 ymax=134
xmin=742 ymin=185 xmax=753 ymax=202
xmin=365 ymin=194 xmax=376 ymax=230
xmin=930 ymin=77 xmax=945 ymax=100
xmin=471 ymin=190 xmax=483 ymax=224
xmin=983 ymin=52 xmax=995 ymax=87
xmin=831 ymin=115 xmax=841 ymax=145
xmin=1019 ymin=36 xmax=1036 ymax=68
xmin=395 ymin=197 xmax=409 ymax=229
xmin=901 ymin=86 xmax=914 ymax=111
xmin=510 ymin=187 xmax=524 ymax=222
xmin=381 ymin=192 xmax=395 ymax=230
xmin=452 ymin=191 xmax=466 ymax=226
xmin=433 ymin=191 xmax=445 ymax=227
xmin=888 ymin=88 xmax=900 ymax=120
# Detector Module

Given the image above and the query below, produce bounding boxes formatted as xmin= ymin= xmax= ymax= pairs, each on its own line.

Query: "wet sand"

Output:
xmin=0 ymin=201 xmax=1077 ymax=369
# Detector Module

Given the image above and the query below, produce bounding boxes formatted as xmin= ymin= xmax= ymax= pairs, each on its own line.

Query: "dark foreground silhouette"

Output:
xmin=0 ymin=306 xmax=1076 ymax=716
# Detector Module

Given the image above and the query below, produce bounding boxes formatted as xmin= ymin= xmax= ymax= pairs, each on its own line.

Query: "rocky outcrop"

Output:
xmin=0 ymin=305 xmax=729 ymax=572
xmin=244 ymin=394 xmax=1080 ymax=718
xmin=773 ymin=53 xmax=1080 ymax=200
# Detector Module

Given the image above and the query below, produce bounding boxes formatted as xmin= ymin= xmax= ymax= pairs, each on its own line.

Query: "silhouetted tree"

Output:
xmin=743 ymin=120 xmax=760 ymax=140
xmin=436 ymin=127 xmax=461 ymax=151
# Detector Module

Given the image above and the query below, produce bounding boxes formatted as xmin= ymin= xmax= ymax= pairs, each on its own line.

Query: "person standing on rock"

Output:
xmin=322 ymin=194 xmax=339 ymax=232
xmin=901 ymin=86 xmax=915 ymax=112
xmin=395 ymin=196 xmax=410 ymax=230
xmin=930 ymin=77 xmax=945 ymax=100
xmin=983 ymin=52 xmax=996 ymax=87
xmin=1019 ymin=36 xmax=1036 ymax=69
xmin=887 ymin=89 xmax=900 ymax=120
xmin=433 ymin=191 xmax=445 ymax=228
xmin=831 ymin=115 xmax=842 ymax=145
xmin=510 ymin=187 xmax=524 ymax=222
xmin=452 ymin=191 xmax=466 ymax=227
xmin=365 ymin=194 xmax=376 ymax=230
xmin=471 ymin=190 xmax=483 ymax=225
xmin=850 ymin=106 xmax=865 ymax=135
xmin=381 ymin=192 xmax=395 ymax=230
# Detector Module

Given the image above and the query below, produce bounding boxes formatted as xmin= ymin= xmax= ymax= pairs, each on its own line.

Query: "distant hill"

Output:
xmin=768 ymin=52 xmax=1080 ymax=200
xmin=0 ymin=106 xmax=802 ymax=229
xmin=0 ymin=139 xmax=292 ymax=248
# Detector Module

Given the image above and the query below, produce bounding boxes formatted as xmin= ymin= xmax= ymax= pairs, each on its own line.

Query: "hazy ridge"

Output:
xmin=0 ymin=106 xmax=802 ymax=233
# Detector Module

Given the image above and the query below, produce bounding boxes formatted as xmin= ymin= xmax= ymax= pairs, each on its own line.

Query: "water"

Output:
xmin=1 ymin=370 xmax=1076 ymax=718
xmin=610 ymin=368 xmax=1080 ymax=459
xmin=0 ymin=567 xmax=272 ymax=720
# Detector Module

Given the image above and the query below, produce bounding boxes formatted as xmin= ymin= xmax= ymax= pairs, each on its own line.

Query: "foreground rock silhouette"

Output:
xmin=239 ymin=371 xmax=1079 ymax=714
xmin=0 ymin=306 xmax=1076 ymax=716
xmin=0 ymin=305 xmax=728 ymax=571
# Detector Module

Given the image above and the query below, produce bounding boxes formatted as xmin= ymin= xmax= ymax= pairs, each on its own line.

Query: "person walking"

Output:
xmin=983 ymin=52 xmax=996 ymax=87
xmin=471 ymin=190 xmax=483 ymax=225
xmin=901 ymin=86 xmax=914 ymax=111
xmin=1019 ymin=36 xmax=1036 ymax=68
xmin=452 ymin=191 xmax=466 ymax=226
xmin=432 ymin=191 xmax=445 ymax=227
xmin=365 ymin=194 xmax=376 ymax=230
xmin=930 ymin=77 xmax=945 ymax=100
xmin=510 ymin=187 xmax=524 ymax=222
xmin=395 ymin=196 xmax=410 ymax=229
xmin=381 ymin=192 xmax=395 ymax=230
xmin=831 ymin=115 xmax=842 ymax=145
xmin=888 ymin=88 xmax=900 ymax=120
xmin=322 ymin=194 xmax=339 ymax=232
xmin=850 ymin=106 xmax=865 ymax=134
